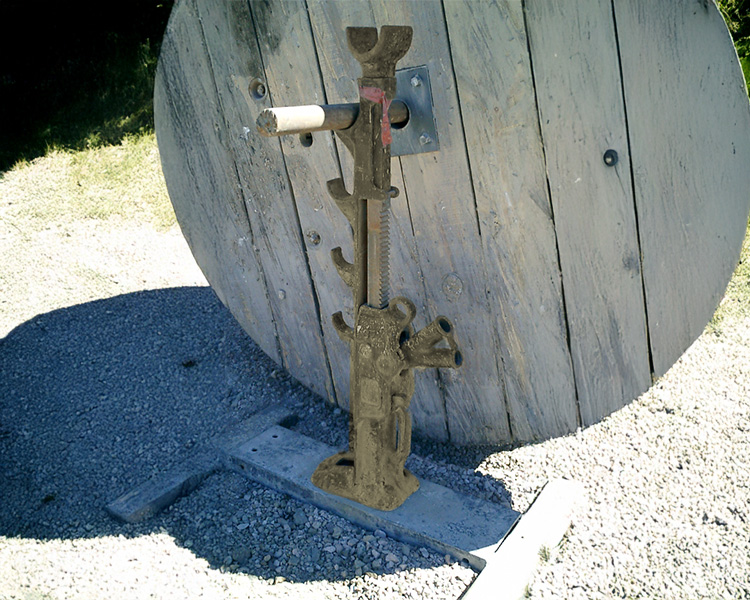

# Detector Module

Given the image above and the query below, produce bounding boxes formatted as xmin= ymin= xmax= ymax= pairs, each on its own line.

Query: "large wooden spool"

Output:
xmin=155 ymin=0 xmax=750 ymax=445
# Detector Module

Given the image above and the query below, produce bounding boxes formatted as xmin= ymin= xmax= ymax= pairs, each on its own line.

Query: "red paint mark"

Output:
xmin=360 ymin=86 xmax=392 ymax=147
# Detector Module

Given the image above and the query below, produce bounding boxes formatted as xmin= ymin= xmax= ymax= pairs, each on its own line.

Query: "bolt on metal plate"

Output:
xmin=391 ymin=65 xmax=439 ymax=157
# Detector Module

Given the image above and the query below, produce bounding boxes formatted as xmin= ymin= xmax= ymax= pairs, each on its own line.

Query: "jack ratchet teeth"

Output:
xmin=366 ymin=196 xmax=391 ymax=309
xmin=379 ymin=202 xmax=390 ymax=307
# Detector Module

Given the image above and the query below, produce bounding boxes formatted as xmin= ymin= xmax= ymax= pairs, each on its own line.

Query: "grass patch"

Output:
xmin=0 ymin=2 xmax=173 ymax=172
xmin=707 ymin=220 xmax=750 ymax=334
xmin=718 ymin=0 xmax=750 ymax=95
xmin=1 ymin=132 xmax=175 ymax=232
xmin=538 ymin=544 xmax=552 ymax=562
xmin=0 ymin=3 xmax=176 ymax=232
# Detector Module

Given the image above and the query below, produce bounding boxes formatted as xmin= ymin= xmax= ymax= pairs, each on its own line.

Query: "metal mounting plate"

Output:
xmin=228 ymin=425 xmax=519 ymax=570
xmin=392 ymin=65 xmax=439 ymax=157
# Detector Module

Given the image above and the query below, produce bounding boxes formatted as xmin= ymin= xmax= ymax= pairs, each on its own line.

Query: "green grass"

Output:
xmin=718 ymin=0 xmax=750 ymax=94
xmin=1 ymin=132 xmax=175 ymax=232
xmin=0 ymin=2 xmax=176 ymax=230
xmin=36 ymin=40 xmax=160 ymax=153
xmin=538 ymin=545 xmax=552 ymax=562
xmin=0 ymin=1 xmax=173 ymax=172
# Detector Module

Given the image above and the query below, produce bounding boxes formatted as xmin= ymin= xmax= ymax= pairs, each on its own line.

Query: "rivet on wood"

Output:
xmin=603 ymin=149 xmax=618 ymax=166
xmin=249 ymin=78 xmax=267 ymax=101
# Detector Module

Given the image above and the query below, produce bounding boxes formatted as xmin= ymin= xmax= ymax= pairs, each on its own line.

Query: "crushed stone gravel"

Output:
xmin=1 ymin=176 xmax=749 ymax=599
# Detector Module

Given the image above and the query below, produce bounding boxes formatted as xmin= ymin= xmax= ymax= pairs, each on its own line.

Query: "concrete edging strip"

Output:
xmin=460 ymin=478 xmax=584 ymax=599
xmin=106 ymin=405 xmax=295 ymax=523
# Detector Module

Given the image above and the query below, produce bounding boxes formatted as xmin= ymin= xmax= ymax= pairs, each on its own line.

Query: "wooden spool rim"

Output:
xmin=155 ymin=0 xmax=750 ymax=444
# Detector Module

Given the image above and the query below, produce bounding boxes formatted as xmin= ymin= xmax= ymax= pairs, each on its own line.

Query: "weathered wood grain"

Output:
xmin=525 ymin=0 xmax=652 ymax=424
xmin=245 ymin=0 xmax=350 ymax=409
xmin=393 ymin=0 xmax=518 ymax=444
xmin=193 ymin=0 xmax=333 ymax=398
xmin=305 ymin=0 xmax=450 ymax=439
xmin=614 ymin=0 xmax=750 ymax=377
xmin=154 ymin=0 xmax=280 ymax=363
xmin=444 ymin=0 xmax=578 ymax=441
xmin=308 ymin=0 xmax=514 ymax=444
xmin=246 ymin=0 xmax=446 ymax=431
xmin=156 ymin=0 xmax=750 ymax=444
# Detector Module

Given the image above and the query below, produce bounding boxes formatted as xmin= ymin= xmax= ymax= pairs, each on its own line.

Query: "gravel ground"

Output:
xmin=2 ymin=154 xmax=750 ymax=598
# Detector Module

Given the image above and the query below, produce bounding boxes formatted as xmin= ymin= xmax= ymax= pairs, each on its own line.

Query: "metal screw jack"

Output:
xmin=254 ymin=26 xmax=461 ymax=512
xmin=309 ymin=26 xmax=461 ymax=511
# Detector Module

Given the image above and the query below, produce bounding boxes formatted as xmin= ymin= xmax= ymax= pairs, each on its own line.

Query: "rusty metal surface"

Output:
xmin=391 ymin=65 xmax=439 ymax=156
xmin=308 ymin=26 xmax=461 ymax=511
xmin=248 ymin=24 xmax=461 ymax=510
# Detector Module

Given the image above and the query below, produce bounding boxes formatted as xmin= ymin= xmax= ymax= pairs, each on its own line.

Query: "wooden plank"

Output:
xmin=193 ymin=0 xmax=333 ymax=398
xmin=375 ymin=0 xmax=514 ymax=444
xmin=308 ymin=0 xmax=513 ymax=444
xmin=525 ymin=0 xmax=652 ymax=424
xmin=246 ymin=0 xmax=350 ymax=409
xmin=613 ymin=0 xmax=750 ymax=377
xmin=247 ymin=0 xmax=447 ymax=438
xmin=462 ymin=479 xmax=583 ymax=600
xmin=106 ymin=405 xmax=294 ymax=523
xmin=107 ymin=453 xmax=219 ymax=523
xmin=154 ymin=0 xmax=280 ymax=363
xmin=443 ymin=0 xmax=578 ymax=441
xmin=304 ymin=0 xmax=450 ymax=439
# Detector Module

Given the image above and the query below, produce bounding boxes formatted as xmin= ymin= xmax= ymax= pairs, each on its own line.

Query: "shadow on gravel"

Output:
xmin=0 ymin=286 xmax=510 ymax=583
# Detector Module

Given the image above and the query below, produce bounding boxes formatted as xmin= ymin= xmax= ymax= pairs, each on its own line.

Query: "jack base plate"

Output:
xmin=311 ymin=450 xmax=419 ymax=511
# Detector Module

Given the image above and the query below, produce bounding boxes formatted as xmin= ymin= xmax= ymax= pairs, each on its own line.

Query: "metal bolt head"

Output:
xmin=308 ymin=231 xmax=321 ymax=246
xmin=410 ymin=75 xmax=422 ymax=87
xmin=277 ymin=289 xmax=286 ymax=300
xmin=419 ymin=132 xmax=432 ymax=146
xmin=603 ymin=149 xmax=618 ymax=166
xmin=249 ymin=78 xmax=267 ymax=101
